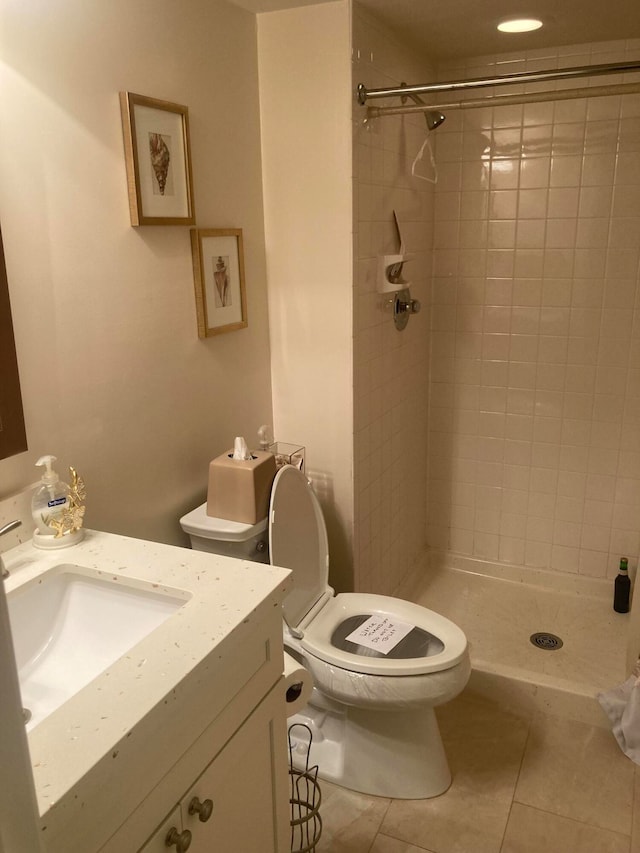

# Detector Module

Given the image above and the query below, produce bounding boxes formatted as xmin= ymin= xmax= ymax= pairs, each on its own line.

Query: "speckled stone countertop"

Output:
xmin=3 ymin=529 xmax=291 ymax=849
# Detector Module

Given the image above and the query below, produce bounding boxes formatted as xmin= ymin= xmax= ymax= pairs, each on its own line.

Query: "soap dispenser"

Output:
xmin=32 ymin=455 xmax=85 ymax=549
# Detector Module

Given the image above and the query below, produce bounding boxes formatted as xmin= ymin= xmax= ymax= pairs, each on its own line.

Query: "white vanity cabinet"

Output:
xmin=138 ymin=682 xmax=289 ymax=853
xmin=9 ymin=532 xmax=294 ymax=853
xmin=93 ymin=607 xmax=291 ymax=853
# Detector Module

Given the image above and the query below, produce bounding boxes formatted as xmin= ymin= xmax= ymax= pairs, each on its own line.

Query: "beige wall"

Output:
xmin=352 ymin=6 xmax=435 ymax=595
xmin=258 ymin=2 xmax=354 ymax=591
xmin=427 ymin=40 xmax=640 ymax=580
xmin=0 ymin=0 xmax=273 ymax=545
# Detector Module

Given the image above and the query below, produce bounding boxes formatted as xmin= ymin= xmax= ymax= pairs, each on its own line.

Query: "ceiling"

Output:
xmin=228 ymin=0 xmax=640 ymax=62
xmin=357 ymin=0 xmax=640 ymax=62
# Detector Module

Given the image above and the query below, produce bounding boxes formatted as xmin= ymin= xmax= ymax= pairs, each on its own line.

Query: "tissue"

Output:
xmin=282 ymin=652 xmax=313 ymax=716
xmin=232 ymin=436 xmax=252 ymax=461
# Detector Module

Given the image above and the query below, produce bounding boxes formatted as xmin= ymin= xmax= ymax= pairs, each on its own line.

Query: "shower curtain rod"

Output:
xmin=365 ymin=80 xmax=640 ymax=120
xmin=356 ymin=60 xmax=640 ymax=104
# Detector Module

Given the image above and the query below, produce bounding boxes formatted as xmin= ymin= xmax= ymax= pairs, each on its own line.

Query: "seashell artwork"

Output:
xmin=213 ymin=255 xmax=231 ymax=307
xmin=148 ymin=132 xmax=171 ymax=195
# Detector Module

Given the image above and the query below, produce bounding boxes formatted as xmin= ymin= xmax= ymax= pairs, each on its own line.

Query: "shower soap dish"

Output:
xmin=377 ymin=254 xmax=412 ymax=292
xmin=378 ymin=210 xmax=412 ymax=293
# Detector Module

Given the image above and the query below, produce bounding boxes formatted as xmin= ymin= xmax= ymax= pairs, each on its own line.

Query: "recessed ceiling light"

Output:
xmin=497 ymin=18 xmax=544 ymax=33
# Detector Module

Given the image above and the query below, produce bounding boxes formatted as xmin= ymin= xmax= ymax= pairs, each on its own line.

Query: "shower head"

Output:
xmin=399 ymin=83 xmax=446 ymax=132
xmin=425 ymin=110 xmax=446 ymax=131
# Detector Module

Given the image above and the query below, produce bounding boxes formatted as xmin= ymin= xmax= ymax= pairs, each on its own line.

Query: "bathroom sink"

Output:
xmin=7 ymin=565 xmax=188 ymax=730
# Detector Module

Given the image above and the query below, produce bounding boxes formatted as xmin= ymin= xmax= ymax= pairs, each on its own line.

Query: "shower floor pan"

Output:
xmin=401 ymin=554 xmax=628 ymax=727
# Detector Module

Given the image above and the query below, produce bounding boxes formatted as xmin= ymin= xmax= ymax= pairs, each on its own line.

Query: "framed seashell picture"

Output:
xmin=119 ymin=91 xmax=195 ymax=226
xmin=190 ymin=228 xmax=248 ymax=337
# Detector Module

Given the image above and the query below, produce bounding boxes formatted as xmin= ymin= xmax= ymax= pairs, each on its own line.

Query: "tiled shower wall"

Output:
xmin=352 ymin=6 xmax=435 ymax=594
xmin=427 ymin=40 xmax=640 ymax=579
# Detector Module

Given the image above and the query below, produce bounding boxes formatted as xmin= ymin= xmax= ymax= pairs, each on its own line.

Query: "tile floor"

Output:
xmin=315 ymin=689 xmax=639 ymax=853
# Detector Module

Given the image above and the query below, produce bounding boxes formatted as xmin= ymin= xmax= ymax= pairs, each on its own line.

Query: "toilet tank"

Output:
xmin=179 ymin=503 xmax=269 ymax=564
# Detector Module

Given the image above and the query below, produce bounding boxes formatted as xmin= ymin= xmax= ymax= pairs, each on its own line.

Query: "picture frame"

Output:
xmin=119 ymin=91 xmax=195 ymax=226
xmin=190 ymin=229 xmax=248 ymax=337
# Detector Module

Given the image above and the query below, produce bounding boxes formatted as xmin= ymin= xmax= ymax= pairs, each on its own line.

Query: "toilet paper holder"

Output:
xmin=288 ymin=723 xmax=322 ymax=853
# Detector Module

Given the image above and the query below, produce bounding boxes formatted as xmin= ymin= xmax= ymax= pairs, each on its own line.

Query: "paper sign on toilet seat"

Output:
xmin=345 ymin=615 xmax=415 ymax=654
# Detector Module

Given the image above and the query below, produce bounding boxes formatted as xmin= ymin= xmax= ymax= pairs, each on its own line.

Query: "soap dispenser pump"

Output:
xmin=32 ymin=455 xmax=84 ymax=549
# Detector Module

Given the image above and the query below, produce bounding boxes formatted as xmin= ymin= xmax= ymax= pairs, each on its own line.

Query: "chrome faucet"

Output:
xmin=0 ymin=520 xmax=21 ymax=579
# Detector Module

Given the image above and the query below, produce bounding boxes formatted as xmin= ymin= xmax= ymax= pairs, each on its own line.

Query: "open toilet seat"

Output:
xmin=298 ymin=592 xmax=467 ymax=676
xmin=290 ymin=638 xmax=471 ymax=711
xmin=269 ymin=466 xmax=467 ymax=679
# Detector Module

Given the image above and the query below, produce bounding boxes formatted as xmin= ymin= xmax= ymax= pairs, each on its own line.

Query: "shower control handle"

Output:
xmin=397 ymin=297 xmax=421 ymax=314
xmin=392 ymin=288 xmax=420 ymax=331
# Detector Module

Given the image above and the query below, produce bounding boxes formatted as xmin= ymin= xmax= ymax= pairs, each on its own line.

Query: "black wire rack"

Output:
xmin=288 ymin=723 xmax=322 ymax=853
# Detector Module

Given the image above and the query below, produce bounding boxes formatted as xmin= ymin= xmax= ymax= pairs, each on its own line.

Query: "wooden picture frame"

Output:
xmin=190 ymin=229 xmax=248 ymax=337
xmin=119 ymin=91 xmax=195 ymax=226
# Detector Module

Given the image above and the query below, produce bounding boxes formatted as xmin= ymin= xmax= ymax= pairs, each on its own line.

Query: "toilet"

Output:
xmin=180 ymin=465 xmax=470 ymax=799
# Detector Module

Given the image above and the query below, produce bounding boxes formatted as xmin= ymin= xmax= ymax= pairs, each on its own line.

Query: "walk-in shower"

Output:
xmin=354 ymin=50 xmax=640 ymax=723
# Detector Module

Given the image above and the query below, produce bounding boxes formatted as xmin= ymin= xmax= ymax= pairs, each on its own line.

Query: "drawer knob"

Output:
xmin=189 ymin=796 xmax=214 ymax=823
xmin=165 ymin=826 xmax=192 ymax=851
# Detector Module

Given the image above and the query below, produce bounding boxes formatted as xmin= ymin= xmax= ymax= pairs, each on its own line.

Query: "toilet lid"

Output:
xmin=269 ymin=466 xmax=329 ymax=628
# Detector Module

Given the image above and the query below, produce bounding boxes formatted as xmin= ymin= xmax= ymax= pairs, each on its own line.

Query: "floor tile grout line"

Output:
xmin=365 ymin=797 xmax=393 ymax=853
xmin=369 ymin=793 xmax=443 ymax=853
xmin=498 ymin=711 xmax=534 ymax=852
xmin=509 ymin=797 xmax=633 ymax=841
xmin=368 ymin=826 xmax=435 ymax=853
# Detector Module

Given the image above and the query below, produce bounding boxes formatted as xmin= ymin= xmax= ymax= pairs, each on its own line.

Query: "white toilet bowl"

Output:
xmin=180 ymin=465 xmax=470 ymax=799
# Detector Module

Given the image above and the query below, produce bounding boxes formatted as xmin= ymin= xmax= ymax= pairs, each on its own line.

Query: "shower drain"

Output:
xmin=530 ymin=632 xmax=563 ymax=650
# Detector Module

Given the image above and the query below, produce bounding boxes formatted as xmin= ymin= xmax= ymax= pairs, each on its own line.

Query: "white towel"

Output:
xmin=598 ymin=660 xmax=640 ymax=764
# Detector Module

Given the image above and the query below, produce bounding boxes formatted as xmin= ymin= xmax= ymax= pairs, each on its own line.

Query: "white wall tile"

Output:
xmin=353 ymin=7 xmax=435 ymax=593
xmin=426 ymin=39 xmax=640 ymax=578
xmin=355 ymin=30 xmax=640 ymax=585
